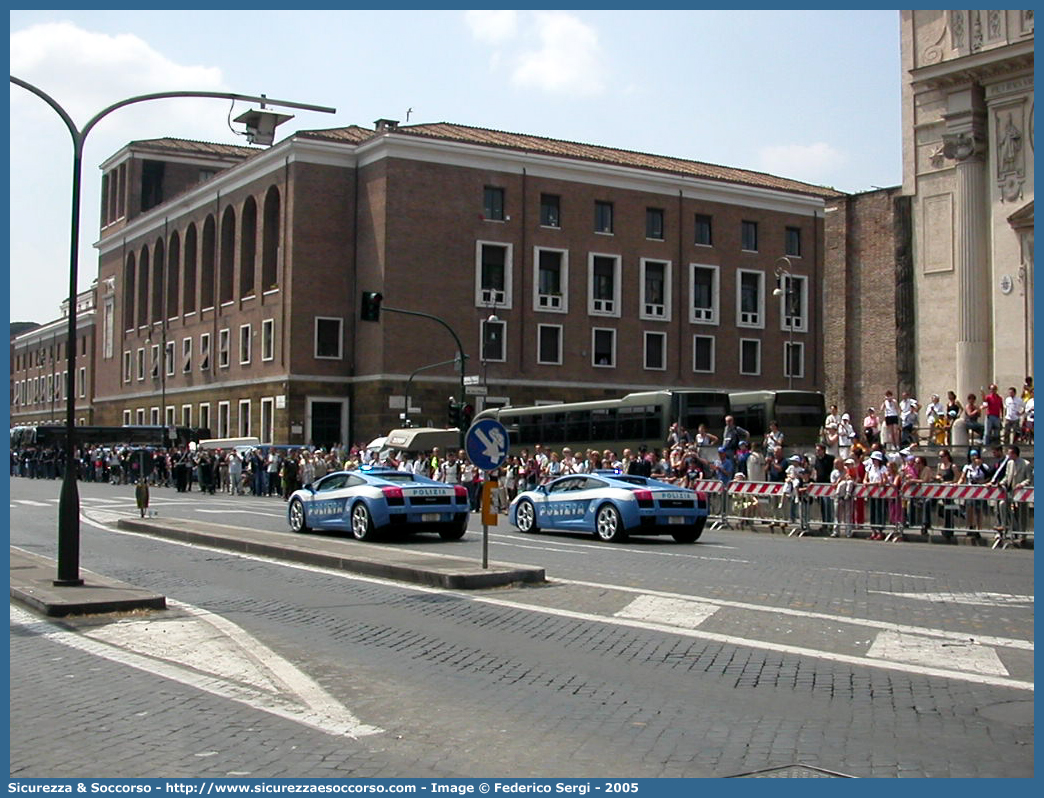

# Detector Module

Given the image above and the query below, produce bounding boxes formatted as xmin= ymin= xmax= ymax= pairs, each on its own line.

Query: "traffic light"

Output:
xmin=447 ymin=398 xmax=461 ymax=428
xmin=360 ymin=291 xmax=383 ymax=321
xmin=461 ymin=403 xmax=474 ymax=429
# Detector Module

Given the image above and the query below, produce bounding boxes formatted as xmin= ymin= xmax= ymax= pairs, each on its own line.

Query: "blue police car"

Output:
xmin=509 ymin=471 xmax=709 ymax=543
xmin=287 ymin=467 xmax=470 ymax=541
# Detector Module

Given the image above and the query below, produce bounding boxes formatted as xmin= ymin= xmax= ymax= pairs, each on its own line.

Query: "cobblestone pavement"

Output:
xmin=9 ymin=480 xmax=1035 ymax=778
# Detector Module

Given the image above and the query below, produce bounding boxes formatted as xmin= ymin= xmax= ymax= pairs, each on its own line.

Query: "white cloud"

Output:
xmin=512 ymin=12 xmax=605 ymax=96
xmin=757 ymin=142 xmax=848 ymax=185
xmin=465 ymin=10 xmax=518 ymax=44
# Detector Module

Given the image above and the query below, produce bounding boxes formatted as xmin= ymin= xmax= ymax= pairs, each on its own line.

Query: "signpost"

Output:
xmin=464 ymin=418 xmax=509 ymax=569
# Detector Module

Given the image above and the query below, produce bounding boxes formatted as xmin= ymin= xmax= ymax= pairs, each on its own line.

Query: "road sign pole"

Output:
xmin=465 ymin=419 xmax=509 ymax=570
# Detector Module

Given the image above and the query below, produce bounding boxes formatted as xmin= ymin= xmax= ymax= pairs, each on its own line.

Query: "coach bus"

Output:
xmin=727 ymin=390 xmax=826 ymax=446
xmin=472 ymin=390 xmax=731 ymax=454
xmin=10 ymin=424 xmax=210 ymax=450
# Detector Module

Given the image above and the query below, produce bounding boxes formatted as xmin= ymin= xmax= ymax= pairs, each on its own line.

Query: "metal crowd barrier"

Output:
xmin=690 ymin=479 xmax=1034 ymax=548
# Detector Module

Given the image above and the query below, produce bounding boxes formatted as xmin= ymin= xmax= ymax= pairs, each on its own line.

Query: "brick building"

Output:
xmin=85 ymin=120 xmax=841 ymax=447
xmin=10 ymin=286 xmax=97 ymax=428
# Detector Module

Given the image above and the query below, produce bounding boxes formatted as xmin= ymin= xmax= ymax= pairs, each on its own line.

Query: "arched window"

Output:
xmin=262 ymin=185 xmax=281 ymax=291
xmin=151 ymin=237 xmax=165 ymax=324
xmin=219 ymin=205 xmax=236 ymax=305
xmin=123 ymin=252 xmax=136 ymax=331
xmin=183 ymin=223 xmax=198 ymax=314
xmin=167 ymin=231 xmax=180 ymax=319
xmin=201 ymin=216 xmax=216 ymax=310
xmin=137 ymin=246 xmax=150 ymax=328
xmin=240 ymin=196 xmax=257 ymax=298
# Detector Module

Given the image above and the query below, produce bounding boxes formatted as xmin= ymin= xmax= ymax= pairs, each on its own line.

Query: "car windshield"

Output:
xmin=610 ymin=476 xmax=649 ymax=486
xmin=372 ymin=472 xmax=421 ymax=483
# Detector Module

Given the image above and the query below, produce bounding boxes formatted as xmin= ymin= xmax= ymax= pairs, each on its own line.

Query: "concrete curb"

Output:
xmin=10 ymin=547 xmax=166 ymax=617
xmin=115 ymin=516 xmax=546 ymax=590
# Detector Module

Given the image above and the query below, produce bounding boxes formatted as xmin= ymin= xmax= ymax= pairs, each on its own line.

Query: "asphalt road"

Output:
xmin=9 ymin=477 xmax=1035 ymax=778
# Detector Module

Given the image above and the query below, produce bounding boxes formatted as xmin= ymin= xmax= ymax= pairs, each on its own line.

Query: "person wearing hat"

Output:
xmin=959 ymin=448 xmax=989 ymax=530
xmin=837 ymin=412 xmax=856 ymax=460
xmin=831 ymin=456 xmax=860 ymax=537
xmin=864 ymin=449 xmax=889 ymax=539
xmin=712 ymin=445 xmax=735 ymax=486
xmin=925 ymin=394 xmax=946 ymax=444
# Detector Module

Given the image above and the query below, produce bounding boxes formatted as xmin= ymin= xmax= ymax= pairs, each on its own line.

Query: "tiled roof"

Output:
xmin=297 ymin=122 xmax=846 ymax=199
xmin=126 ymin=137 xmax=259 ymax=159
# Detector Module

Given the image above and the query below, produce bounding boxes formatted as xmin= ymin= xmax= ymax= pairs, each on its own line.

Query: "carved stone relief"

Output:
xmin=995 ymin=103 xmax=1027 ymax=202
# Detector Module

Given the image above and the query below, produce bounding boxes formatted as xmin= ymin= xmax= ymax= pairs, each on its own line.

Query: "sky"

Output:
xmin=8 ymin=9 xmax=903 ymax=325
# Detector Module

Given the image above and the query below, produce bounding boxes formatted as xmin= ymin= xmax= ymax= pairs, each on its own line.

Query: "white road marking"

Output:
xmin=615 ymin=595 xmax=720 ymax=629
xmin=195 ymin=508 xmax=285 ymax=517
xmin=868 ymin=590 xmax=1034 ymax=607
xmin=867 ymin=630 xmax=1009 ymax=676
xmin=13 ymin=499 xmax=52 ymax=507
xmin=489 ymin=532 xmax=748 ymax=562
xmin=9 ymin=602 xmax=382 ymax=739
xmin=72 ymin=512 xmax=1034 ymax=690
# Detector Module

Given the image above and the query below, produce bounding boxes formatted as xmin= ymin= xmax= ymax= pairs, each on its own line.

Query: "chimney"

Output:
xmin=374 ymin=119 xmax=399 ymax=133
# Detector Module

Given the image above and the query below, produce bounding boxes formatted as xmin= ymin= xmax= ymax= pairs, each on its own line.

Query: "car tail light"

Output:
xmin=634 ymin=489 xmax=654 ymax=508
xmin=382 ymin=486 xmax=405 ymax=506
xmin=454 ymin=485 xmax=469 ymax=503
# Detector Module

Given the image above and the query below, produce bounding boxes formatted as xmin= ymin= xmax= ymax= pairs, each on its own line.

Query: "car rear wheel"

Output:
xmin=515 ymin=499 xmax=539 ymax=533
xmin=671 ymin=527 xmax=700 ymax=543
xmin=288 ymin=498 xmax=310 ymax=533
xmin=351 ymin=502 xmax=377 ymax=541
xmin=595 ymin=504 xmax=627 ymax=543
xmin=439 ymin=514 xmax=469 ymax=540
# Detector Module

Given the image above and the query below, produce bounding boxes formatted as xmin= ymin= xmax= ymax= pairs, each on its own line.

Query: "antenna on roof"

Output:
xmin=406 ymin=107 xmax=413 ymax=122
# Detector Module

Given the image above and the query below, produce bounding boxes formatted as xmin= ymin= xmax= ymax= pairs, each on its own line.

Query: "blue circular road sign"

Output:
xmin=465 ymin=418 xmax=509 ymax=471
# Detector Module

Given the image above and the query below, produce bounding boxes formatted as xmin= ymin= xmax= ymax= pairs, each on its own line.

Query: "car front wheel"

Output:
xmin=351 ymin=502 xmax=377 ymax=541
xmin=288 ymin=498 xmax=310 ymax=533
xmin=515 ymin=499 xmax=539 ymax=533
xmin=595 ymin=504 xmax=627 ymax=543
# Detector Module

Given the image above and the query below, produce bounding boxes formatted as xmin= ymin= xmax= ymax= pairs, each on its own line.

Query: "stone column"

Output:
xmin=942 ymin=90 xmax=990 ymax=401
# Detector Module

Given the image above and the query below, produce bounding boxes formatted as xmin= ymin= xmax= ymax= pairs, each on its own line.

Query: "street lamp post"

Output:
xmin=10 ymin=76 xmax=335 ymax=586
xmin=773 ymin=256 xmax=796 ymax=390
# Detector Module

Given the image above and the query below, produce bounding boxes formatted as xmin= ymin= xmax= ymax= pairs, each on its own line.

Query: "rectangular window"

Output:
xmin=238 ymin=399 xmax=251 ymax=438
xmin=315 ymin=317 xmax=343 ymax=359
xmin=103 ymin=296 xmax=114 ymax=359
xmin=690 ymin=264 xmax=719 ymax=324
xmin=218 ymin=328 xmax=230 ymax=368
xmin=785 ymin=226 xmax=802 ymax=257
xmin=592 ymin=328 xmax=616 ymax=368
xmin=645 ymin=208 xmax=665 ymax=240
xmin=123 ymin=409 xmax=132 ymax=426
xmin=737 ymin=270 xmax=764 ymax=328
xmin=483 ymin=186 xmax=505 ymax=221
xmin=779 ymin=274 xmax=808 ymax=332
xmin=200 ymin=333 xmax=211 ymax=371
xmin=481 ymin=318 xmax=506 ymax=362
xmin=640 ymin=259 xmax=670 ymax=320
xmin=540 ymin=194 xmax=560 ymax=227
xmin=165 ymin=405 xmax=176 ymax=427
xmin=136 ymin=408 xmax=146 ymax=425
xmin=644 ymin=331 xmax=666 ymax=370
xmin=239 ymin=324 xmax=251 ymax=365
xmin=181 ymin=404 xmax=192 ymax=427
xmin=741 ymin=220 xmax=758 ymax=252
xmin=693 ymin=335 xmax=715 ymax=373
xmin=594 ymin=201 xmax=613 ymax=234
xmin=182 ymin=337 xmax=192 ymax=373
xmin=476 ymin=241 xmax=512 ymax=307
xmin=123 ymin=350 xmax=132 ymax=383
xmin=740 ymin=338 xmax=761 ymax=376
xmin=784 ymin=341 xmax=805 ymax=379
xmin=150 ymin=406 xmax=160 ymax=425
xmin=165 ymin=341 xmax=175 ymax=377
xmin=217 ymin=401 xmax=230 ymax=438
xmin=535 ymin=248 xmax=567 ymax=312
xmin=150 ymin=344 xmax=160 ymax=378
xmin=537 ymin=324 xmax=562 ymax=365
xmin=589 ymin=254 xmax=620 ymax=316
xmin=136 ymin=348 xmax=145 ymax=381
xmin=260 ymin=397 xmax=274 ymax=444
xmin=199 ymin=403 xmax=211 ymax=433
xmin=694 ymin=214 xmax=713 ymax=246
xmin=261 ymin=319 xmax=274 ymax=361
xmin=77 ymin=367 xmax=86 ymax=398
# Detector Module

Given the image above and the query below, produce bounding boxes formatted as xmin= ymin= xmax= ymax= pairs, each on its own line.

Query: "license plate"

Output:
xmin=421 ymin=513 xmax=442 ymax=522
xmin=668 ymin=516 xmax=685 ymax=524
